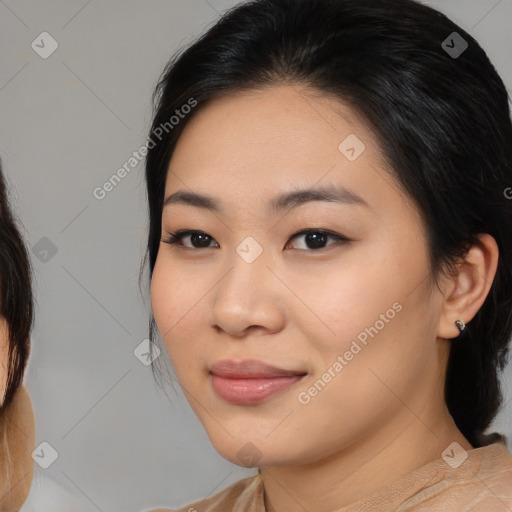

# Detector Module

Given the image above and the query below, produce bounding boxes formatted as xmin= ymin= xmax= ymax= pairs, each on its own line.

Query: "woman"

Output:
xmin=0 ymin=160 xmax=35 ymax=511
xmin=143 ymin=0 xmax=512 ymax=509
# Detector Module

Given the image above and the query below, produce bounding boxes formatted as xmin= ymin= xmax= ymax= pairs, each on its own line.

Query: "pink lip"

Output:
xmin=209 ymin=359 xmax=307 ymax=405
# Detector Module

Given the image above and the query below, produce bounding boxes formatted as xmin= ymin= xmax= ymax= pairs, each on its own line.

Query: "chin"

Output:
xmin=207 ymin=433 xmax=295 ymax=468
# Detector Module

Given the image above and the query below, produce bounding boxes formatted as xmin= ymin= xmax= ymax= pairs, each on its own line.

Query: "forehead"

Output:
xmin=163 ymin=84 xmax=416 ymax=221
xmin=169 ymin=86 xmax=369 ymax=176
xmin=169 ymin=84 xmax=370 ymax=161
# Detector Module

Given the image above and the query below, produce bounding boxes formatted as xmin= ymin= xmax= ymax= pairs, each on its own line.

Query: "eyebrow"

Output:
xmin=162 ymin=184 xmax=369 ymax=214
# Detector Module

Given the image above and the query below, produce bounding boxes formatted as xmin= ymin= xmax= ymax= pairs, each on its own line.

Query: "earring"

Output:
xmin=455 ymin=319 xmax=466 ymax=335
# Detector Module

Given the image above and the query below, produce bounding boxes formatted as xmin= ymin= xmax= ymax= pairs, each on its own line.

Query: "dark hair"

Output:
xmin=0 ymin=160 xmax=34 ymax=412
xmin=141 ymin=0 xmax=512 ymax=448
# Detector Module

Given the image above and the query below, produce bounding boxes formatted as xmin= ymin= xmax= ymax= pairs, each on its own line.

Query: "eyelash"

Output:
xmin=161 ymin=228 xmax=349 ymax=252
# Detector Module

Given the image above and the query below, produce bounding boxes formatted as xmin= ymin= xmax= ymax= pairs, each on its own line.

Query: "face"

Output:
xmin=150 ymin=85 xmax=448 ymax=468
xmin=0 ymin=316 xmax=9 ymax=405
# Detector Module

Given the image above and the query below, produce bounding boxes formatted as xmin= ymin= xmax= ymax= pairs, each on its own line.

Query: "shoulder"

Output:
xmin=146 ymin=473 xmax=263 ymax=512
xmin=439 ymin=441 xmax=512 ymax=509
xmin=404 ymin=440 xmax=512 ymax=510
xmin=473 ymin=441 xmax=512 ymax=502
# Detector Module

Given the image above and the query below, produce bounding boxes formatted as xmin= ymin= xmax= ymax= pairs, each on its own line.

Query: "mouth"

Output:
xmin=209 ymin=359 xmax=308 ymax=405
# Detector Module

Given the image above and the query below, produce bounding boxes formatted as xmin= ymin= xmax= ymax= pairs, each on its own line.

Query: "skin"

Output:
xmin=0 ymin=318 xmax=9 ymax=401
xmin=150 ymin=84 xmax=499 ymax=512
xmin=0 ymin=317 xmax=35 ymax=511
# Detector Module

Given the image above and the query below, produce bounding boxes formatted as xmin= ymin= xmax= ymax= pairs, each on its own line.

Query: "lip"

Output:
xmin=209 ymin=359 xmax=307 ymax=378
xmin=209 ymin=359 xmax=307 ymax=405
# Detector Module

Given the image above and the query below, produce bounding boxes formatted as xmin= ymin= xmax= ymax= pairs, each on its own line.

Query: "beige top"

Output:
xmin=149 ymin=440 xmax=512 ymax=512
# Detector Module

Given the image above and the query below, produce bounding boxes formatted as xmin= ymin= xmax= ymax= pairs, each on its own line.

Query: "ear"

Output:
xmin=437 ymin=233 xmax=499 ymax=339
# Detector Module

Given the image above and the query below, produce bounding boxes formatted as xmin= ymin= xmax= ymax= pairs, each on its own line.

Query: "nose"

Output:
xmin=209 ymin=247 xmax=286 ymax=338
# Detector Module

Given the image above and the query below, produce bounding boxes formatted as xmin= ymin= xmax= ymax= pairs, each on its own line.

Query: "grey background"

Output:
xmin=0 ymin=0 xmax=509 ymax=510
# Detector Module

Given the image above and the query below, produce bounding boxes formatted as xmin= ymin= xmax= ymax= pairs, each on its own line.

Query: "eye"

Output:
xmin=161 ymin=228 xmax=349 ymax=252
xmin=286 ymin=229 xmax=348 ymax=251
xmin=161 ymin=230 xmax=219 ymax=249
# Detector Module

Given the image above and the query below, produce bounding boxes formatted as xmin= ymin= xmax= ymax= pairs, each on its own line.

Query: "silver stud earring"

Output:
xmin=455 ymin=319 xmax=466 ymax=335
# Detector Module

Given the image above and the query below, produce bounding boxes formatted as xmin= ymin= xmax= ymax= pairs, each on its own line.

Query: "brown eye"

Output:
xmin=286 ymin=229 xmax=349 ymax=251
xmin=162 ymin=230 xmax=219 ymax=249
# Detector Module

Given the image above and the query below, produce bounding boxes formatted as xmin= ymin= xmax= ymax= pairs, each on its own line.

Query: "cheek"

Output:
xmin=292 ymin=244 xmax=432 ymax=394
xmin=150 ymin=256 xmax=203 ymax=367
xmin=284 ymin=256 xmax=400 ymax=354
xmin=149 ymin=257 xmax=170 ymax=331
xmin=150 ymin=255 xmax=192 ymax=328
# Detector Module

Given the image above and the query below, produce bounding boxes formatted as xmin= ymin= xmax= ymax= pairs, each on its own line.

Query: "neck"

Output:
xmin=260 ymin=405 xmax=472 ymax=512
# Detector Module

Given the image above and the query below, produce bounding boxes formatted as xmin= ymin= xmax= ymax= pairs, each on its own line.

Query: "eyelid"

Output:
xmin=160 ymin=228 xmax=349 ymax=251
